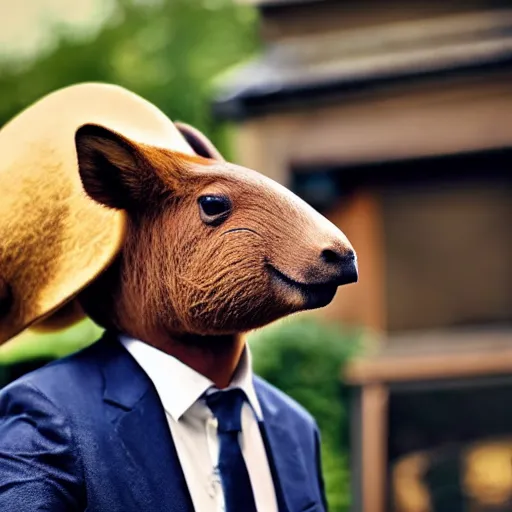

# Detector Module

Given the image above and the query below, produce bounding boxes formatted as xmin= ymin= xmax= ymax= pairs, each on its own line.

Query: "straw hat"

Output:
xmin=0 ymin=83 xmax=194 ymax=344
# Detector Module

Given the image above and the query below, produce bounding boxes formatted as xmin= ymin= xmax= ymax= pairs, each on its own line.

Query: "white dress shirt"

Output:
xmin=119 ymin=335 xmax=279 ymax=512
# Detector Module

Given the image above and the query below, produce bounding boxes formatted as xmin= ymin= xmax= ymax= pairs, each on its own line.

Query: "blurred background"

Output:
xmin=0 ymin=1 xmax=511 ymax=511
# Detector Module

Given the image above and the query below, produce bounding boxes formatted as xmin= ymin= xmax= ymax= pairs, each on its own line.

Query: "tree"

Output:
xmin=0 ymin=0 xmax=259 ymax=156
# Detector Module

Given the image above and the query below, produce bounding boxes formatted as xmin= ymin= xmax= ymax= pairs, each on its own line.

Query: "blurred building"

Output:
xmin=213 ymin=1 xmax=512 ymax=511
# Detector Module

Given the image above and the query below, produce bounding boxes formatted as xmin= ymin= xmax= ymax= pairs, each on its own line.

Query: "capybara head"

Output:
xmin=76 ymin=123 xmax=357 ymax=341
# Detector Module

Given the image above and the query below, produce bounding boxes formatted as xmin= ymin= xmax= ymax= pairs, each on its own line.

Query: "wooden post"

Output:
xmin=361 ymin=383 xmax=389 ymax=512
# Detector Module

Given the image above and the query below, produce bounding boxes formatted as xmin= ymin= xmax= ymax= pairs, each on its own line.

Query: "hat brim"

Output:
xmin=0 ymin=83 xmax=194 ymax=344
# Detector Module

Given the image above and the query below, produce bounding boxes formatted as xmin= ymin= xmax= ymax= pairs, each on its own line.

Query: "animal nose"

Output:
xmin=320 ymin=248 xmax=358 ymax=285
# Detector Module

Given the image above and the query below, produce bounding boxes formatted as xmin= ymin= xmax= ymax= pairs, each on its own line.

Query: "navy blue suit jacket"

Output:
xmin=0 ymin=334 xmax=327 ymax=511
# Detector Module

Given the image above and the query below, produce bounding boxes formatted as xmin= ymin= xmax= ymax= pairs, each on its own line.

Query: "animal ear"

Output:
xmin=175 ymin=122 xmax=225 ymax=162
xmin=75 ymin=124 xmax=152 ymax=210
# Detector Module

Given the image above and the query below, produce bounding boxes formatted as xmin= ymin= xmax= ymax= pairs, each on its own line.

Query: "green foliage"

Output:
xmin=0 ymin=319 xmax=102 ymax=389
xmin=0 ymin=319 xmax=102 ymax=366
xmin=321 ymin=443 xmax=351 ymax=512
xmin=249 ymin=316 xmax=363 ymax=512
xmin=0 ymin=0 xmax=259 ymax=157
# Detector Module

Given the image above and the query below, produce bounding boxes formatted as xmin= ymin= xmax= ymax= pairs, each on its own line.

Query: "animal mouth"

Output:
xmin=266 ymin=264 xmax=338 ymax=310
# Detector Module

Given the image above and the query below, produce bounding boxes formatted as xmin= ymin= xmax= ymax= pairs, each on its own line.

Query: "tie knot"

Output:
xmin=206 ymin=388 xmax=246 ymax=433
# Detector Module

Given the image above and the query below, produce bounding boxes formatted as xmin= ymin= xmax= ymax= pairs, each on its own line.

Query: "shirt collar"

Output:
xmin=119 ymin=335 xmax=263 ymax=422
xmin=227 ymin=343 xmax=263 ymax=420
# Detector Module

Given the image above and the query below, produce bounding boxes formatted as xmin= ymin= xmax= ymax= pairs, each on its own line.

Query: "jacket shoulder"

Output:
xmin=253 ymin=375 xmax=317 ymax=430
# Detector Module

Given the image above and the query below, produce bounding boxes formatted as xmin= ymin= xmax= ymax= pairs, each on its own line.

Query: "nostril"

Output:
xmin=321 ymin=249 xmax=342 ymax=264
xmin=321 ymin=248 xmax=356 ymax=265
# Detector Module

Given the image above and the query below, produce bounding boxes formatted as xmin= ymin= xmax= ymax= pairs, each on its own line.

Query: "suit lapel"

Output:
xmin=257 ymin=384 xmax=318 ymax=512
xmin=114 ymin=390 xmax=193 ymax=512
xmin=98 ymin=333 xmax=194 ymax=512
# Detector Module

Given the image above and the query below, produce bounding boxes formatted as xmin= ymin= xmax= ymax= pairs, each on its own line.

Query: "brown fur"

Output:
xmin=76 ymin=124 xmax=357 ymax=348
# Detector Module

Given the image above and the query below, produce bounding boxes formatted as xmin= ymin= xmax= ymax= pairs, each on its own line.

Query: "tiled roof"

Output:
xmin=213 ymin=10 xmax=512 ymax=120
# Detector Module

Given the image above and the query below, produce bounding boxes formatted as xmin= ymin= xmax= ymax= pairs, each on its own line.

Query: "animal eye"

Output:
xmin=198 ymin=195 xmax=232 ymax=225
